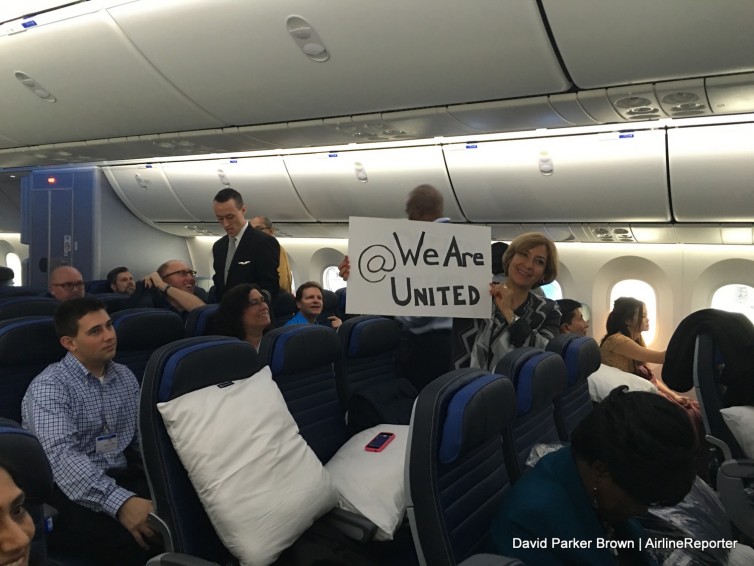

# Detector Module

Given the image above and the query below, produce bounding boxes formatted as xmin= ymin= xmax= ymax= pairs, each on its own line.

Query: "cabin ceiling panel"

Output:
xmin=108 ymin=0 xmax=570 ymax=126
xmin=150 ymin=222 xmax=224 ymax=238
xmin=160 ymin=157 xmax=315 ymax=223
xmin=669 ymin=124 xmax=754 ymax=222
xmin=445 ymin=130 xmax=670 ymax=223
xmin=103 ymin=164 xmax=198 ymax=223
xmin=541 ymin=0 xmax=754 ymax=89
xmin=274 ymin=223 xmax=349 ymax=239
xmin=706 ymin=74 xmax=754 ymax=115
xmin=0 ymin=10 xmax=224 ymax=147
xmin=447 ymin=97 xmax=574 ymax=132
xmin=283 ymin=146 xmax=463 ymax=222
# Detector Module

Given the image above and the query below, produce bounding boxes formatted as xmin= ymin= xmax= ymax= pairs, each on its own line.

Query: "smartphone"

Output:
xmin=364 ymin=431 xmax=395 ymax=452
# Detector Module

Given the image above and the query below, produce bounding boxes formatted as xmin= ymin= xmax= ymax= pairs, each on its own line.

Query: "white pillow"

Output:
xmin=720 ymin=406 xmax=754 ymax=459
xmin=325 ymin=424 xmax=408 ymax=540
xmin=588 ymin=363 xmax=658 ymax=402
xmin=157 ymin=365 xmax=337 ymax=566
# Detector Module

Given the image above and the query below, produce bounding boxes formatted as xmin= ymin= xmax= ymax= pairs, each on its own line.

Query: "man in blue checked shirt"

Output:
xmin=22 ymin=297 xmax=159 ymax=564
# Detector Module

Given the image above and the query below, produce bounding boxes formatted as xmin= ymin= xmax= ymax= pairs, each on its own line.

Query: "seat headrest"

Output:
xmin=0 ymin=419 xmax=52 ymax=505
xmin=0 ymin=316 xmax=65 ymax=366
xmin=0 ymin=296 xmax=59 ymax=319
xmin=155 ymin=338 xmax=259 ymax=402
xmin=112 ymin=308 xmax=185 ymax=350
xmin=265 ymin=325 xmax=341 ymax=374
xmin=546 ymin=334 xmax=601 ymax=386
xmin=345 ymin=316 xmax=401 ymax=357
xmin=497 ymin=349 xmax=567 ymax=416
xmin=439 ymin=373 xmax=516 ymax=464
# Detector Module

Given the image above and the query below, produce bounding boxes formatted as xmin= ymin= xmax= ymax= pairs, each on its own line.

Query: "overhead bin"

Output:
xmin=669 ymin=123 xmax=754 ymax=222
xmin=444 ymin=130 xmax=670 ymax=223
xmin=541 ymin=0 xmax=754 ymax=88
xmin=160 ymin=158 xmax=315 ymax=222
xmin=0 ymin=6 xmax=223 ymax=148
xmin=108 ymin=0 xmax=570 ymax=125
xmin=283 ymin=146 xmax=464 ymax=222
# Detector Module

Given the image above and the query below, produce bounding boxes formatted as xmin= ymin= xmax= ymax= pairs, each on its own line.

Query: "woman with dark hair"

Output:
xmin=470 ymin=232 xmax=561 ymax=371
xmin=0 ymin=464 xmax=34 ymax=566
xmin=491 ymin=387 xmax=698 ymax=564
xmin=215 ymin=283 xmax=271 ymax=350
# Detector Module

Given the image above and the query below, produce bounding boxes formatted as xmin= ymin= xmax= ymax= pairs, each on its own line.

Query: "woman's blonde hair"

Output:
xmin=502 ymin=232 xmax=559 ymax=287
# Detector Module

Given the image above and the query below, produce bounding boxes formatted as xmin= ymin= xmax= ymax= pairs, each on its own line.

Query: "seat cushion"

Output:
xmin=157 ymin=365 xmax=337 ymax=565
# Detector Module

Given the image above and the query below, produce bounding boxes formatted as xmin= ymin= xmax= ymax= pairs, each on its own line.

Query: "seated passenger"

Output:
xmin=285 ymin=281 xmax=342 ymax=329
xmin=48 ymin=265 xmax=86 ymax=302
xmin=0 ymin=462 xmax=34 ymax=566
xmin=469 ymin=232 xmax=561 ymax=371
xmin=107 ymin=266 xmax=136 ymax=295
xmin=21 ymin=298 xmax=160 ymax=564
xmin=491 ymin=386 xmax=698 ymax=565
xmin=0 ymin=266 xmax=13 ymax=287
xmin=215 ymin=283 xmax=271 ymax=351
xmin=557 ymin=298 xmax=589 ymax=336
xmin=124 ymin=259 xmax=204 ymax=318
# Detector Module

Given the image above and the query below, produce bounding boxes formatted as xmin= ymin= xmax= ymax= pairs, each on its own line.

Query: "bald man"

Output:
xmin=48 ymin=266 xmax=86 ymax=302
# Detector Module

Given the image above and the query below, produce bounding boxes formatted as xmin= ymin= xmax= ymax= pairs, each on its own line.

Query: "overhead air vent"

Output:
xmin=607 ymin=86 xmax=664 ymax=121
xmin=655 ymin=79 xmax=710 ymax=117
xmin=286 ymin=15 xmax=329 ymax=62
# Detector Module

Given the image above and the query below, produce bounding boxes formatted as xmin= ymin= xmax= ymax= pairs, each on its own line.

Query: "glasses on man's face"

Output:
xmin=53 ymin=281 xmax=85 ymax=290
xmin=163 ymin=269 xmax=197 ymax=278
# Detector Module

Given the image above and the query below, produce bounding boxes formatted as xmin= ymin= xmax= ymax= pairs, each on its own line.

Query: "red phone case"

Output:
xmin=364 ymin=432 xmax=395 ymax=452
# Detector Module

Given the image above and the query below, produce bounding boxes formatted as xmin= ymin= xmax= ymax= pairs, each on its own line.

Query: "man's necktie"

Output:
xmin=224 ymin=236 xmax=236 ymax=283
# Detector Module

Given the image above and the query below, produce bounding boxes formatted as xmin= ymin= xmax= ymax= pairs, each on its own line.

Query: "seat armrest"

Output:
xmin=319 ymin=507 xmax=379 ymax=542
xmin=459 ymin=554 xmax=526 ymax=566
xmin=148 ymin=512 xmax=175 ymax=552
xmin=719 ymin=458 xmax=754 ymax=480
xmin=146 ymin=552 xmax=220 ymax=566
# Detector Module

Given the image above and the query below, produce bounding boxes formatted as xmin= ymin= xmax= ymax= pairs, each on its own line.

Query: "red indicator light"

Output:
xmin=47 ymin=177 xmax=56 ymax=184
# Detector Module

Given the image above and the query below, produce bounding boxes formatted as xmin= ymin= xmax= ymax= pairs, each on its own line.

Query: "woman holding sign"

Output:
xmin=470 ymin=232 xmax=561 ymax=371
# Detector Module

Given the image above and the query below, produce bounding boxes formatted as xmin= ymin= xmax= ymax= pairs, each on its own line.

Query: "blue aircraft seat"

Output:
xmin=93 ymin=292 xmax=130 ymax=313
xmin=405 ymin=368 xmax=523 ymax=566
xmin=257 ymin=324 xmax=348 ymax=464
xmin=0 ymin=296 xmax=59 ymax=321
xmin=270 ymin=291 xmax=297 ymax=328
xmin=693 ymin=332 xmax=754 ymax=539
xmin=85 ymin=279 xmax=110 ymax=294
xmin=321 ymin=289 xmax=339 ymax=320
xmin=140 ymin=336 xmax=259 ymax=562
xmin=545 ymin=333 xmax=601 ymax=441
xmin=0 ymin=316 xmax=65 ymax=423
xmin=0 ymin=285 xmax=47 ymax=298
xmin=184 ymin=304 xmax=220 ymax=337
xmin=495 ymin=348 xmax=567 ymax=482
xmin=111 ymin=308 xmax=185 ymax=384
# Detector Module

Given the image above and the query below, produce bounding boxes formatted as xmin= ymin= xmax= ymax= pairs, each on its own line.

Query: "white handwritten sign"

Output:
xmin=346 ymin=217 xmax=491 ymax=318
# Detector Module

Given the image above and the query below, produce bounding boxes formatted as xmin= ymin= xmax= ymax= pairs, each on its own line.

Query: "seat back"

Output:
xmin=140 ymin=336 xmax=258 ymax=561
xmin=257 ymin=325 xmax=347 ymax=463
xmin=111 ymin=308 xmax=185 ymax=383
xmin=0 ymin=296 xmax=59 ymax=321
xmin=406 ymin=368 xmax=517 ymax=566
xmin=184 ymin=304 xmax=220 ymax=337
xmin=0 ymin=316 xmax=65 ymax=422
xmin=334 ymin=315 xmax=402 ymax=407
xmin=0 ymin=286 xmax=47 ymax=298
xmin=85 ymin=279 xmax=110 ymax=294
xmin=546 ymin=334 xmax=601 ymax=441
xmin=321 ymin=289 xmax=340 ymax=320
xmin=92 ymin=292 xmax=130 ymax=313
xmin=270 ymin=292 xmax=297 ymax=328
xmin=693 ymin=332 xmax=743 ymax=458
xmin=496 ymin=348 xmax=567 ymax=481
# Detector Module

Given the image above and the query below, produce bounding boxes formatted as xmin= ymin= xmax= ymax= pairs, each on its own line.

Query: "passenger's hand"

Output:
xmin=490 ymin=282 xmax=515 ymax=318
xmin=117 ymin=496 xmax=155 ymax=549
xmin=143 ymin=272 xmax=165 ymax=290
xmin=338 ymin=256 xmax=350 ymax=281
xmin=328 ymin=315 xmax=342 ymax=329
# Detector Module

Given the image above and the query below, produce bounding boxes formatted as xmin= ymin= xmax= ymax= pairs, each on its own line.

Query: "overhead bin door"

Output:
xmin=103 ymin=165 xmax=195 ymax=223
xmin=669 ymin=124 xmax=754 ymax=222
xmin=541 ymin=0 xmax=754 ymax=88
xmin=283 ymin=146 xmax=463 ymax=222
xmin=0 ymin=8 xmax=223 ymax=147
xmin=445 ymin=130 xmax=670 ymax=223
xmin=161 ymin=158 xmax=315 ymax=223
xmin=108 ymin=0 xmax=570 ymax=125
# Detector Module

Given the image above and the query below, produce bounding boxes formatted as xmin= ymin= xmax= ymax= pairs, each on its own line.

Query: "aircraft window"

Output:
xmin=711 ymin=284 xmax=754 ymax=325
xmin=322 ymin=266 xmax=346 ymax=292
xmin=540 ymin=280 xmax=562 ymax=300
xmin=5 ymin=252 xmax=21 ymax=286
xmin=609 ymin=279 xmax=657 ymax=345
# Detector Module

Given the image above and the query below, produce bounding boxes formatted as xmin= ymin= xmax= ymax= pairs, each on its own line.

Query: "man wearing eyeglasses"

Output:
xmin=124 ymin=260 xmax=205 ymax=317
xmin=48 ymin=265 xmax=86 ymax=302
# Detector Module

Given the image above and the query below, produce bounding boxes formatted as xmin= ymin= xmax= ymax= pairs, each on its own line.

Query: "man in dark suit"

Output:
xmin=212 ymin=188 xmax=280 ymax=302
